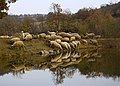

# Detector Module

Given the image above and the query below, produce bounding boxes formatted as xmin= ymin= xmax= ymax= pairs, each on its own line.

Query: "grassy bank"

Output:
xmin=0 ymin=38 xmax=120 ymax=58
xmin=0 ymin=38 xmax=52 ymax=58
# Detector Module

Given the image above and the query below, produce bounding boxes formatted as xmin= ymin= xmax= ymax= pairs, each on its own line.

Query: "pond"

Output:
xmin=0 ymin=48 xmax=120 ymax=86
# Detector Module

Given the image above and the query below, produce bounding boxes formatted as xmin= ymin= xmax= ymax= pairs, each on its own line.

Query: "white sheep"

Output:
xmin=55 ymin=35 xmax=62 ymax=39
xmin=45 ymin=35 xmax=51 ymax=40
xmin=94 ymin=35 xmax=101 ymax=39
xmin=38 ymin=33 xmax=46 ymax=38
xmin=24 ymin=34 xmax=32 ymax=41
xmin=21 ymin=31 xmax=30 ymax=39
xmin=57 ymin=32 xmax=65 ymax=36
xmin=61 ymin=37 xmax=69 ymax=42
xmin=89 ymin=39 xmax=98 ymax=46
xmin=64 ymin=33 xmax=72 ymax=37
xmin=81 ymin=34 xmax=88 ymax=39
xmin=32 ymin=34 xmax=39 ymax=39
xmin=55 ymin=39 xmax=61 ymax=44
xmin=58 ymin=32 xmax=72 ymax=37
xmin=0 ymin=35 xmax=10 ymax=39
xmin=50 ymin=35 xmax=62 ymax=40
xmin=48 ymin=31 xmax=56 ymax=35
xmin=49 ymin=34 xmax=57 ymax=40
xmin=86 ymin=32 xmax=95 ymax=38
xmin=50 ymin=41 xmax=62 ymax=50
xmin=72 ymin=33 xmax=81 ymax=40
xmin=11 ymin=40 xmax=25 ymax=49
xmin=70 ymin=36 xmax=76 ymax=41
xmin=10 ymin=37 xmax=21 ymax=43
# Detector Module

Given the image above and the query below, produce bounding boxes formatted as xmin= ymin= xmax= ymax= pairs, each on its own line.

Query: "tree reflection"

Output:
xmin=51 ymin=67 xmax=76 ymax=85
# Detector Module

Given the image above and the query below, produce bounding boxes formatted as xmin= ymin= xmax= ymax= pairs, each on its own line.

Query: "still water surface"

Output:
xmin=0 ymin=70 xmax=119 ymax=86
xmin=0 ymin=48 xmax=120 ymax=86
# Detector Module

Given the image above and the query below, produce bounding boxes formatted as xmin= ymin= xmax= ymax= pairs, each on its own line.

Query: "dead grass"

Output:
xmin=0 ymin=38 xmax=52 ymax=58
xmin=0 ymin=38 xmax=119 ymax=58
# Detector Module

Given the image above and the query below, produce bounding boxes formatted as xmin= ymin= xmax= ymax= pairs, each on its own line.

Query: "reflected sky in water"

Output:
xmin=0 ymin=69 xmax=120 ymax=86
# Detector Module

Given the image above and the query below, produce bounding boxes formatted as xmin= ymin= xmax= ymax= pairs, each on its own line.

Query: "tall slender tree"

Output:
xmin=50 ymin=3 xmax=62 ymax=31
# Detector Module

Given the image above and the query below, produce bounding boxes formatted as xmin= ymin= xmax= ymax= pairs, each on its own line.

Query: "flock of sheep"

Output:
xmin=0 ymin=31 xmax=100 ymax=51
xmin=38 ymin=31 xmax=100 ymax=53
xmin=8 ymin=31 xmax=32 ymax=49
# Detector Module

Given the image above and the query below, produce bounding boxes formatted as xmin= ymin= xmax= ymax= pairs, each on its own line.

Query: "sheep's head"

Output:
xmin=21 ymin=31 xmax=24 ymax=33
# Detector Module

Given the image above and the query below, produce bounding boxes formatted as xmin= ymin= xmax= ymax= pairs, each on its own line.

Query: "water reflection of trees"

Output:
xmin=51 ymin=67 xmax=77 ymax=85
xmin=0 ymin=48 xmax=120 ymax=85
xmin=77 ymin=48 xmax=120 ymax=80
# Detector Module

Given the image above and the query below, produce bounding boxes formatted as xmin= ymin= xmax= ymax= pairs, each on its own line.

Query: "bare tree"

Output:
xmin=50 ymin=3 xmax=62 ymax=31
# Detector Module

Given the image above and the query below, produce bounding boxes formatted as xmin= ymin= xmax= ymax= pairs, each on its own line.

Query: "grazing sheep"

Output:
xmin=63 ymin=33 xmax=72 ymax=37
xmin=81 ymin=34 xmax=88 ymax=39
xmin=94 ymin=35 xmax=101 ymax=39
xmin=89 ymin=39 xmax=98 ymax=46
xmin=48 ymin=35 xmax=57 ymax=40
xmin=24 ymin=34 xmax=32 ymax=41
xmin=38 ymin=33 xmax=46 ymax=38
xmin=21 ymin=31 xmax=30 ymax=39
xmin=55 ymin=39 xmax=61 ymax=44
xmin=57 ymin=32 xmax=65 ymax=35
xmin=72 ymin=33 xmax=81 ymax=40
xmin=70 ymin=36 xmax=76 ymax=41
xmin=10 ymin=37 xmax=21 ymax=43
xmin=24 ymin=32 xmax=30 ymax=36
xmin=48 ymin=31 xmax=56 ymax=35
xmin=50 ymin=35 xmax=62 ymax=40
xmin=0 ymin=35 xmax=10 ymax=39
xmin=45 ymin=35 xmax=51 ymax=40
xmin=58 ymin=32 xmax=72 ymax=38
xmin=54 ymin=35 xmax=62 ymax=39
xmin=86 ymin=32 xmax=95 ymax=38
xmin=61 ymin=37 xmax=69 ymax=42
xmin=32 ymin=34 xmax=39 ymax=39
xmin=11 ymin=40 xmax=25 ymax=49
xmin=50 ymin=41 xmax=63 ymax=50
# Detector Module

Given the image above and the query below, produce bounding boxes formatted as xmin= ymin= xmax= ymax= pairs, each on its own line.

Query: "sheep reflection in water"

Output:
xmin=9 ymin=49 xmax=100 ymax=84
xmin=38 ymin=49 xmax=100 ymax=70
